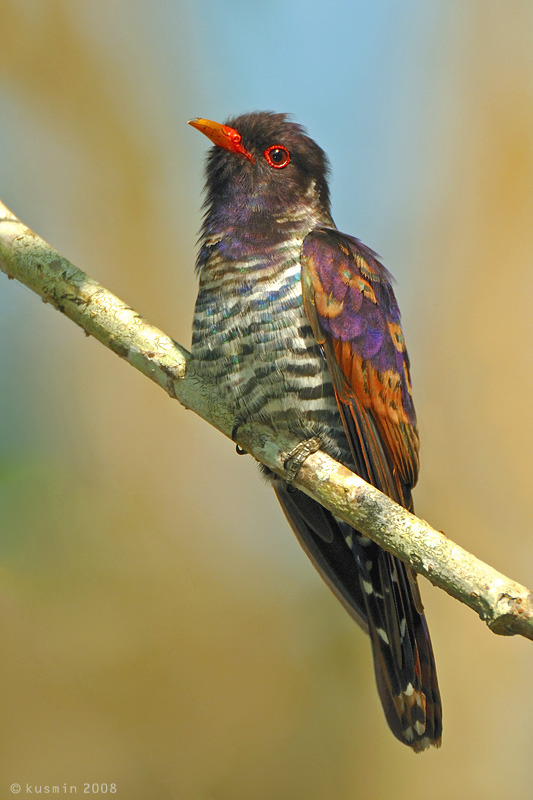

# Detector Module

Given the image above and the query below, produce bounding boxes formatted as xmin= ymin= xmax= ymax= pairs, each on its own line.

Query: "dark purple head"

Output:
xmin=188 ymin=112 xmax=331 ymax=227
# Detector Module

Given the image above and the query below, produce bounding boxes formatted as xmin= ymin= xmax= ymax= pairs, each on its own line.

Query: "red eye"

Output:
xmin=264 ymin=145 xmax=291 ymax=169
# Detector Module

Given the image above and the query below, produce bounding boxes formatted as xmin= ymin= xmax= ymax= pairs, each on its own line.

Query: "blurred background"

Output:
xmin=1 ymin=2 xmax=533 ymax=798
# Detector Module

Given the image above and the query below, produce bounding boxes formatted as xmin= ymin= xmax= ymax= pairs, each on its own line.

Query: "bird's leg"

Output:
xmin=283 ymin=437 xmax=321 ymax=482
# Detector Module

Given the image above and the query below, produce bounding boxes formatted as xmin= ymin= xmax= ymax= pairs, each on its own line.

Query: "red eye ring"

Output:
xmin=264 ymin=145 xmax=291 ymax=169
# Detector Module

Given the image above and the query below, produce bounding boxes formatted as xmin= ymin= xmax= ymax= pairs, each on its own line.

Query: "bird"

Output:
xmin=188 ymin=111 xmax=442 ymax=751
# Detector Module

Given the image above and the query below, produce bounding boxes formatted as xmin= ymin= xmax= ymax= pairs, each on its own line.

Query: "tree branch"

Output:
xmin=1 ymin=198 xmax=532 ymax=641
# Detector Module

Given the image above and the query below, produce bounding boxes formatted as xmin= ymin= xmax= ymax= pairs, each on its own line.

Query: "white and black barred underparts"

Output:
xmin=192 ymin=220 xmax=351 ymax=464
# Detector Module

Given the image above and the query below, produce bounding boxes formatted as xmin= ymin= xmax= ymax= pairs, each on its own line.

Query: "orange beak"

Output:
xmin=188 ymin=117 xmax=255 ymax=163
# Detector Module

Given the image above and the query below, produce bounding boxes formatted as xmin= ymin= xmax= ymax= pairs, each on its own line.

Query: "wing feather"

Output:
xmin=302 ymin=227 xmax=419 ymax=507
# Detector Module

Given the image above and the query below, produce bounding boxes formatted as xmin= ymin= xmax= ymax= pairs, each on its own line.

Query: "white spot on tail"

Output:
xmin=377 ymin=628 xmax=389 ymax=644
xmin=403 ymin=727 xmax=414 ymax=742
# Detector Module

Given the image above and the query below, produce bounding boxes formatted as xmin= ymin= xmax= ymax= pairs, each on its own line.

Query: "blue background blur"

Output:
xmin=1 ymin=2 xmax=533 ymax=798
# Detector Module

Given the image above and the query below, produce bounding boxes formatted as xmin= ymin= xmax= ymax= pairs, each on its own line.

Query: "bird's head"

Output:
xmin=188 ymin=112 xmax=331 ymax=227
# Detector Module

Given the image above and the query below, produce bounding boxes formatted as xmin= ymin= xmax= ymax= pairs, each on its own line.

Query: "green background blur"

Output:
xmin=1 ymin=2 xmax=533 ymax=798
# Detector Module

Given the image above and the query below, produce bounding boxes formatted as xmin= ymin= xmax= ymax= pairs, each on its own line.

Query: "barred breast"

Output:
xmin=191 ymin=228 xmax=350 ymax=463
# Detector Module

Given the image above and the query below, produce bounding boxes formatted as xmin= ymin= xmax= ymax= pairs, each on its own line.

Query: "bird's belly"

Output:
xmin=191 ymin=269 xmax=349 ymax=462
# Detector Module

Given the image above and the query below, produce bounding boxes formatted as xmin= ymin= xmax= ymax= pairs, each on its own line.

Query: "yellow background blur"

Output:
xmin=1 ymin=3 xmax=533 ymax=798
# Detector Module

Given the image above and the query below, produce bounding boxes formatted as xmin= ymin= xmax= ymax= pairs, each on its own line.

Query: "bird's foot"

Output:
xmin=283 ymin=437 xmax=321 ymax=482
xmin=231 ymin=419 xmax=248 ymax=455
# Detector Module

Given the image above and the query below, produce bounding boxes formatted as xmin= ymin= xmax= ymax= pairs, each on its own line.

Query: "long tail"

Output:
xmin=275 ymin=484 xmax=442 ymax=751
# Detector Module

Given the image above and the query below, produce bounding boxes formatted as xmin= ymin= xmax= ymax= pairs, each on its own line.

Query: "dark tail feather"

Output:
xmin=368 ymin=551 xmax=442 ymax=751
xmin=274 ymin=483 xmax=442 ymax=751
xmin=274 ymin=485 xmax=369 ymax=632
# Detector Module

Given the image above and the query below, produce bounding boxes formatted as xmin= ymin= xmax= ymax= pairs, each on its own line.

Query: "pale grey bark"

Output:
xmin=1 ymin=198 xmax=531 ymax=641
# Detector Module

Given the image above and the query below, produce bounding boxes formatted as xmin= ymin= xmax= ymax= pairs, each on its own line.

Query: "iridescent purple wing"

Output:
xmin=301 ymin=227 xmax=419 ymax=508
